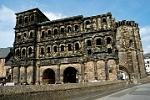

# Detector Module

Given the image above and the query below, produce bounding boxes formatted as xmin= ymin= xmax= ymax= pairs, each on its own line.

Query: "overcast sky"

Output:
xmin=0 ymin=0 xmax=150 ymax=53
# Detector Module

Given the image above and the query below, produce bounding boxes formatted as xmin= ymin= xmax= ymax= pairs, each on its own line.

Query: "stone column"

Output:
xmin=94 ymin=60 xmax=98 ymax=80
xmin=36 ymin=65 xmax=40 ymax=84
xmin=105 ymin=59 xmax=109 ymax=80
xmin=56 ymin=64 xmax=61 ymax=84
xmin=11 ymin=66 xmax=14 ymax=81
xmin=17 ymin=66 xmax=20 ymax=84
xmin=24 ymin=66 xmax=27 ymax=84
xmin=81 ymin=61 xmax=85 ymax=82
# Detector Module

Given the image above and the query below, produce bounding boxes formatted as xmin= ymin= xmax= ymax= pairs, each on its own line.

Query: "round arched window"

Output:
xmin=75 ymin=43 xmax=79 ymax=50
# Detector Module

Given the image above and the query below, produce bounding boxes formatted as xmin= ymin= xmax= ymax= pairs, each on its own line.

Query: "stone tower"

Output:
xmin=116 ymin=20 xmax=146 ymax=79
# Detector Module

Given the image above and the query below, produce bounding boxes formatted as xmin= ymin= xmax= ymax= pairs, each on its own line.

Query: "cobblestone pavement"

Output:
xmin=96 ymin=83 xmax=150 ymax=100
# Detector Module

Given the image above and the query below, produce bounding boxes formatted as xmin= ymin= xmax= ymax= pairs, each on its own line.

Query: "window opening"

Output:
xmin=30 ymin=15 xmax=34 ymax=21
xmin=41 ymin=48 xmax=44 ymax=55
xmin=107 ymin=37 xmax=111 ymax=44
xmin=108 ymin=48 xmax=112 ymax=54
xmin=48 ymin=30 xmax=51 ymax=35
xmin=47 ymin=47 xmax=51 ymax=53
xmin=25 ymin=17 xmax=28 ymax=23
xmin=41 ymin=31 xmax=45 ymax=38
xmin=96 ymin=38 xmax=102 ymax=45
xmin=68 ymin=44 xmax=72 ymax=51
xmin=61 ymin=45 xmax=65 ymax=51
xmin=87 ymin=49 xmax=92 ymax=55
xmin=75 ymin=25 xmax=79 ymax=32
xmin=24 ymin=33 xmax=27 ymax=37
xmin=129 ymin=40 xmax=133 ymax=47
xmin=29 ymin=32 xmax=33 ymax=38
xmin=87 ymin=40 xmax=92 ymax=46
xmin=22 ymin=49 xmax=26 ymax=56
xmin=54 ymin=46 xmax=57 ymax=52
xmin=54 ymin=29 xmax=58 ymax=35
xmin=102 ymin=18 xmax=107 ymax=23
xmin=18 ymin=18 xmax=22 ymax=24
xmin=16 ymin=49 xmax=20 ymax=56
xmin=75 ymin=43 xmax=79 ymax=50
xmin=67 ymin=26 xmax=72 ymax=32
xmin=60 ymin=28 xmax=65 ymax=33
xmin=29 ymin=47 xmax=32 ymax=55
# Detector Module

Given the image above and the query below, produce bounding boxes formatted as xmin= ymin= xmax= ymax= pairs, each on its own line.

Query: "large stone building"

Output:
xmin=12 ymin=8 xmax=146 ymax=85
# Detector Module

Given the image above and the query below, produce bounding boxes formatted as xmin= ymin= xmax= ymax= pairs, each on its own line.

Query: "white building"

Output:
xmin=144 ymin=53 xmax=150 ymax=75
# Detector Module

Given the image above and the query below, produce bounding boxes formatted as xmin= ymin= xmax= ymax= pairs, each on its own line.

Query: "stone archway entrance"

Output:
xmin=63 ymin=67 xmax=78 ymax=83
xmin=118 ymin=66 xmax=130 ymax=80
xmin=42 ymin=68 xmax=55 ymax=84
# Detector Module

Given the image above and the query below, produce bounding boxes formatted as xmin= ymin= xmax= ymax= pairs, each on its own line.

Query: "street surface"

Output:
xmin=73 ymin=83 xmax=150 ymax=100
xmin=96 ymin=83 xmax=150 ymax=100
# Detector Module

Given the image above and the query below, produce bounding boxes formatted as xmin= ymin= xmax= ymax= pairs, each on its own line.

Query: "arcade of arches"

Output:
xmin=42 ymin=67 xmax=78 ymax=84
xmin=40 ymin=60 xmax=118 ymax=84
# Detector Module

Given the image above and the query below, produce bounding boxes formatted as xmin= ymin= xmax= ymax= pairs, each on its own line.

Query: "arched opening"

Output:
xmin=118 ymin=66 xmax=130 ymax=80
xmin=48 ymin=30 xmax=51 ymax=35
xmin=41 ymin=31 xmax=45 ymax=38
xmin=85 ymin=20 xmax=90 ymax=25
xmin=18 ymin=17 xmax=22 ymax=24
xmin=63 ymin=67 xmax=78 ymax=83
xmin=87 ymin=40 xmax=92 ymax=46
xmin=60 ymin=45 xmax=65 ymax=51
xmin=17 ymin=35 xmax=21 ymax=40
xmin=40 ymin=48 xmax=44 ymax=55
xmin=42 ymin=69 xmax=55 ymax=84
xmin=108 ymin=48 xmax=112 ymax=54
xmin=96 ymin=38 xmax=102 ymax=45
xmin=75 ymin=43 xmax=79 ymax=50
xmin=67 ymin=26 xmax=72 ymax=32
xmin=24 ymin=33 xmax=27 ymax=38
xmin=102 ymin=18 xmax=107 ymax=23
xmin=24 ymin=17 xmax=28 ymax=23
xmin=28 ymin=47 xmax=32 ymax=55
xmin=54 ymin=29 xmax=58 ymax=35
xmin=15 ymin=49 xmax=20 ymax=56
xmin=30 ymin=15 xmax=34 ymax=21
xmin=87 ymin=49 xmax=92 ymax=55
xmin=68 ymin=44 xmax=72 ymax=51
xmin=29 ymin=32 xmax=33 ymax=38
xmin=60 ymin=27 xmax=65 ymax=33
xmin=75 ymin=25 xmax=79 ymax=32
xmin=107 ymin=37 xmax=112 ymax=44
xmin=47 ymin=47 xmax=51 ymax=53
xmin=85 ymin=20 xmax=91 ymax=29
xmin=22 ymin=49 xmax=26 ymax=56
xmin=129 ymin=40 xmax=133 ymax=47
xmin=54 ymin=46 xmax=57 ymax=52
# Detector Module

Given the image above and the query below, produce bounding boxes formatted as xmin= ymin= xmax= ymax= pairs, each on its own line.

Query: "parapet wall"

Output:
xmin=0 ymin=80 xmax=128 ymax=100
xmin=116 ymin=20 xmax=138 ymax=27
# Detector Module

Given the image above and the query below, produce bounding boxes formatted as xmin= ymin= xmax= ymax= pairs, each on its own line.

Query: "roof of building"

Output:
xmin=0 ymin=47 xmax=12 ymax=59
xmin=144 ymin=53 xmax=150 ymax=58
xmin=39 ymin=15 xmax=83 ymax=25
xmin=15 ymin=8 xmax=50 ymax=21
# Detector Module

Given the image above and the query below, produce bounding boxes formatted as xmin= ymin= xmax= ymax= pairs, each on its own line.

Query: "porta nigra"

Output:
xmin=12 ymin=8 xmax=146 ymax=85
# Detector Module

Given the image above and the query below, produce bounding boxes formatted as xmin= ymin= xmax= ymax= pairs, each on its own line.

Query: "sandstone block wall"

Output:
xmin=0 ymin=80 xmax=127 ymax=100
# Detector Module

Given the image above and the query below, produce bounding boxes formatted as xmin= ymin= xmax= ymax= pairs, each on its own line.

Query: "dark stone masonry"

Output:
xmin=11 ymin=8 xmax=146 ymax=85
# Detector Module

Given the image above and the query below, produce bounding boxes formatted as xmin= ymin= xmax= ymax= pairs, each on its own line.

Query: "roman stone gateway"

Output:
xmin=12 ymin=8 xmax=146 ymax=84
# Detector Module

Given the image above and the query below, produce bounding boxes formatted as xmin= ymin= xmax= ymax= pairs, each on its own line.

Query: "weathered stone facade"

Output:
xmin=12 ymin=8 xmax=146 ymax=85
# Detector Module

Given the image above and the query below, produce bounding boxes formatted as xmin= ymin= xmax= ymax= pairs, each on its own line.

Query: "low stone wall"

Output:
xmin=0 ymin=80 xmax=128 ymax=100
xmin=138 ymin=76 xmax=150 ymax=84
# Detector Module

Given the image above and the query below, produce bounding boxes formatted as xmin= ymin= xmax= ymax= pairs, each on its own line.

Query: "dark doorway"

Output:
xmin=42 ymin=69 xmax=55 ymax=84
xmin=63 ymin=67 xmax=78 ymax=83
